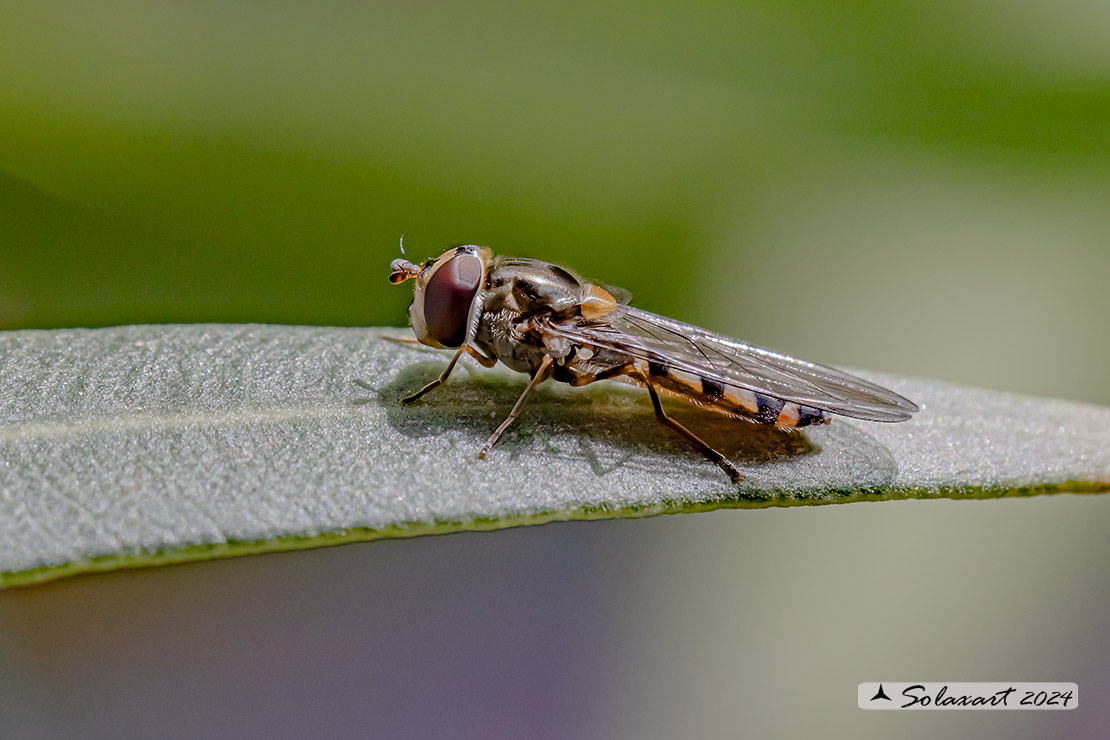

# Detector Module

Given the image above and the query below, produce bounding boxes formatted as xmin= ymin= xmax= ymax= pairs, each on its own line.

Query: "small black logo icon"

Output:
xmin=871 ymin=684 xmax=892 ymax=701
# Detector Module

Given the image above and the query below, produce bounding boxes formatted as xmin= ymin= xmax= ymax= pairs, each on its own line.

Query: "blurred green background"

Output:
xmin=0 ymin=2 xmax=1107 ymax=739
xmin=1 ymin=0 xmax=1107 ymax=401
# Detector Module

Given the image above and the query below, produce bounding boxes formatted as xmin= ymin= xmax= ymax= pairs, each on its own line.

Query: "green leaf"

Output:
xmin=1 ymin=324 xmax=1107 ymax=588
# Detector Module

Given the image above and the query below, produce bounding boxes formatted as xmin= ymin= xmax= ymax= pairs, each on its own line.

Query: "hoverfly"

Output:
xmin=389 ymin=246 xmax=918 ymax=482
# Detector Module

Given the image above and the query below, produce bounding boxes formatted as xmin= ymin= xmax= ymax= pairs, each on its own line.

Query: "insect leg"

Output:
xmin=466 ymin=345 xmax=497 ymax=368
xmin=400 ymin=346 xmax=466 ymax=406
xmin=381 ymin=333 xmax=425 ymax=346
xmin=478 ymin=355 xmax=554 ymax=459
xmin=639 ymin=373 xmax=743 ymax=484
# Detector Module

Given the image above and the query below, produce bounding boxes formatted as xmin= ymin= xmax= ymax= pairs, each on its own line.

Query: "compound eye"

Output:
xmin=424 ymin=252 xmax=483 ymax=347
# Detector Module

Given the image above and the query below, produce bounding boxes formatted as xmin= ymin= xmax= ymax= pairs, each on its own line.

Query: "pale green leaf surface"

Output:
xmin=1 ymin=324 xmax=1107 ymax=588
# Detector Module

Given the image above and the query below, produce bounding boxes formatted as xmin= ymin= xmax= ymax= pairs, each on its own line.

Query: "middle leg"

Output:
xmin=478 ymin=355 xmax=554 ymax=459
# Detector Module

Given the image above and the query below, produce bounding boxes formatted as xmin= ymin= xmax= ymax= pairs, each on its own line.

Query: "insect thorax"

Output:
xmin=474 ymin=257 xmax=613 ymax=376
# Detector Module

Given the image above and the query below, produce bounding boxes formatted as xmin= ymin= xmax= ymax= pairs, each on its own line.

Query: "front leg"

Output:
xmin=465 ymin=344 xmax=497 ymax=368
xmin=400 ymin=344 xmax=498 ymax=406
xmin=400 ymin=346 xmax=466 ymax=406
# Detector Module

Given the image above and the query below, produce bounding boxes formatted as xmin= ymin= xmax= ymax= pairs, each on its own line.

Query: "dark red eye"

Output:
xmin=424 ymin=252 xmax=482 ymax=347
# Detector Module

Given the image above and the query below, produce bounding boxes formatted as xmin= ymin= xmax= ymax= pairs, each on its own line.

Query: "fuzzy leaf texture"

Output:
xmin=0 ymin=325 xmax=1107 ymax=588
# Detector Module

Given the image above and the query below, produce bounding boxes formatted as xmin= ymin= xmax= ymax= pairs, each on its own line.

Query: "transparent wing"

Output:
xmin=543 ymin=307 xmax=919 ymax=422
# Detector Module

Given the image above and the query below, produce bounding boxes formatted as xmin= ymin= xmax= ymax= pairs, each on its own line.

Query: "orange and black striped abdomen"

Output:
xmin=634 ymin=356 xmax=828 ymax=429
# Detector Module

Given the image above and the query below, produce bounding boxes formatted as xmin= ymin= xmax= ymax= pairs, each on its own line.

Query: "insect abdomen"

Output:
xmin=635 ymin=357 xmax=828 ymax=429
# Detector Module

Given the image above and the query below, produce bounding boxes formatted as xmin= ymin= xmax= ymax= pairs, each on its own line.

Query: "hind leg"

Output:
xmin=639 ymin=373 xmax=742 ymax=483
